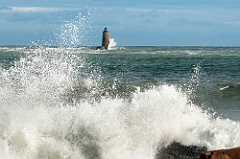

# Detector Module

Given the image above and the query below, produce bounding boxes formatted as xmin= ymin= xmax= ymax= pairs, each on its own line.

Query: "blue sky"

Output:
xmin=1 ymin=0 xmax=240 ymax=46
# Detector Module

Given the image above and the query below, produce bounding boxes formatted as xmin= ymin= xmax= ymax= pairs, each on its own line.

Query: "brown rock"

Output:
xmin=199 ymin=146 xmax=240 ymax=159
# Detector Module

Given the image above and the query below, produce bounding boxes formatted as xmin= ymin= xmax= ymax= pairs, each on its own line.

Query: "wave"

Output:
xmin=0 ymin=47 xmax=240 ymax=159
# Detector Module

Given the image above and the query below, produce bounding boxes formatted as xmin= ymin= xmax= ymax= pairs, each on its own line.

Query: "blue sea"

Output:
xmin=0 ymin=46 xmax=240 ymax=159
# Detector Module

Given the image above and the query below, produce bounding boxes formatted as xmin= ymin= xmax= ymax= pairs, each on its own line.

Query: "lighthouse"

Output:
xmin=95 ymin=27 xmax=110 ymax=50
xmin=102 ymin=27 xmax=110 ymax=49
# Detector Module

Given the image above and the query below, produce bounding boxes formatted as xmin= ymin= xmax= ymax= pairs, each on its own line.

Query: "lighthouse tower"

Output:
xmin=102 ymin=27 xmax=110 ymax=49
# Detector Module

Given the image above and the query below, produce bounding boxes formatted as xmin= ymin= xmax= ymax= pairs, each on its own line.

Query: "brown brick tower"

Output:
xmin=102 ymin=27 xmax=110 ymax=49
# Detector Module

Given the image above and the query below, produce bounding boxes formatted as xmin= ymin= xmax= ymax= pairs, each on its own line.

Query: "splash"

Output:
xmin=0 ymin=47 xmax=89 ymax=159
xmin=56 ymin=10 xmax=93 ymax=47
xmin=0 ymin=47 xmax=240 ymax=159
xmin=108 ymin=38 xmax=117 ymax=50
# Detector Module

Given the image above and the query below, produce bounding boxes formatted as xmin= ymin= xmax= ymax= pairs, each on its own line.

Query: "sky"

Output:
xmin=1 ymin=0 xmax=240 ymax=46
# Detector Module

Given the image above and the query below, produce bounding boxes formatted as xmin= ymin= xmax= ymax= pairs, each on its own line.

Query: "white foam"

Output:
xmin=108 ymin=38 xmax=117 ymax=50
xmin=219 ymin=85 xmax=229 ymax=91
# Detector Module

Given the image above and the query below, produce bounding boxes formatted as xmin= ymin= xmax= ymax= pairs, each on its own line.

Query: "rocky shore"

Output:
xmin=156 ymin=142 xmax=240 ymax=159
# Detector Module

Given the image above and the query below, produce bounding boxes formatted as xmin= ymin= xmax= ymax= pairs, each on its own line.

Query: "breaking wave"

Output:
xmin=0 ymin=47 xmax=240 ymax=159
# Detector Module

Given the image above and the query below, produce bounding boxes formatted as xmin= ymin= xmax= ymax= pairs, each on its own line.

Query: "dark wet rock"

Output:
xmin=95 ymin=46 xmax=106 ymax=50
xmin=156 ymin=142 xmax=207 ymax=159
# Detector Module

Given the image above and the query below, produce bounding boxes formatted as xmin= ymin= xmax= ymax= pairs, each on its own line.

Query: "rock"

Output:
xmin=156 ymin=142 xmax=207 ymax=159
xmin=95 ymin=46 xmax=105 ymax=50
xmin=199 ymin=146 xmax=240 ymax=159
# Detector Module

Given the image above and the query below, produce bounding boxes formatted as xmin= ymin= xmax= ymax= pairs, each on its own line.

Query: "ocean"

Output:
xmin=0 ymin=46 xmax=240 ymax=159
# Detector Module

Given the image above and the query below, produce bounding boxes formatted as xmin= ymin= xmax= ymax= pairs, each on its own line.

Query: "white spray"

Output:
xmin=108 ymin=38 xmax=117 ymax=50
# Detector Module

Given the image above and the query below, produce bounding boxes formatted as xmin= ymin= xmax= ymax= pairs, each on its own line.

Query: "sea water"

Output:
xmin=0 ymin=46 xmax=240 ymax=159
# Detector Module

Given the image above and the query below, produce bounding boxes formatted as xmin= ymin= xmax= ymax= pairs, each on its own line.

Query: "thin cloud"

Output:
xmin=11 ymin=7 xmax=60 ymax=12
xmin=0 ymin=6 xmax=77 ymax=13
xmin=226 ymin=22 xmax=240 ymax=24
